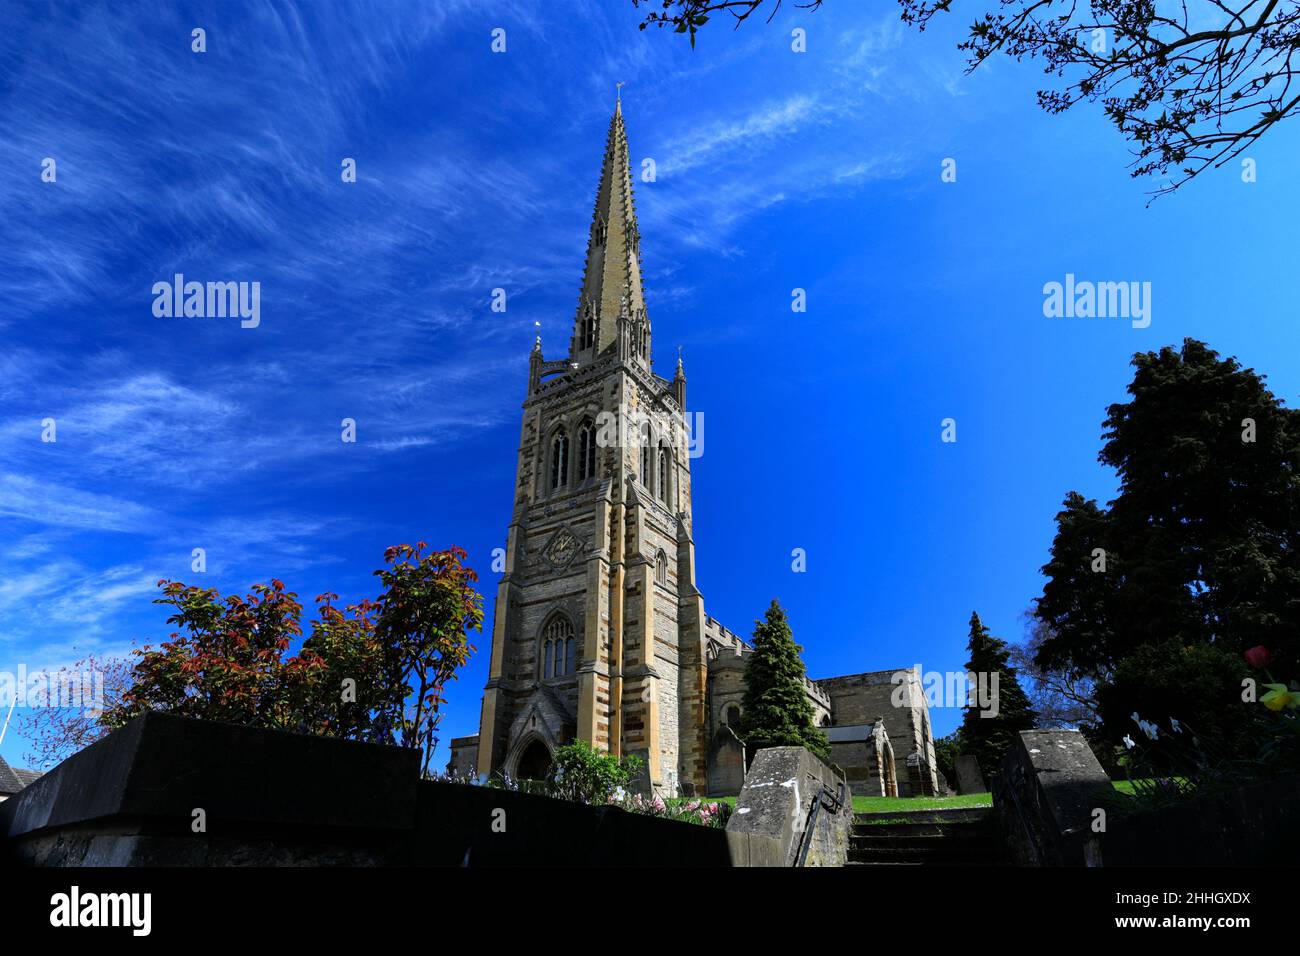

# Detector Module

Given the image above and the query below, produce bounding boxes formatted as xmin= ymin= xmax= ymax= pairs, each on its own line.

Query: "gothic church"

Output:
xmin=449 ymin=101 xmax=938 ymax=799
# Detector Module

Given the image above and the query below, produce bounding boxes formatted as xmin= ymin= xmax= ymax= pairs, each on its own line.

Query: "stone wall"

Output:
xmin=1 ymin=711 xmax=420 ymax=867
xmin=1 ymin=713 xmax=740 ymax=868
xmin=994 ymin=729 xmax=1300 ymax=866
xmin=1096 ymin=774 xmax=1300 ymax=866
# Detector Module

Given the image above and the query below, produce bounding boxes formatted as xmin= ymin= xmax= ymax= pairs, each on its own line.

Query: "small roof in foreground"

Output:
xmin=0 ymin=753 xmax=28 ymax=795
xmin=825 ymin=723 xmax=880 ymax=743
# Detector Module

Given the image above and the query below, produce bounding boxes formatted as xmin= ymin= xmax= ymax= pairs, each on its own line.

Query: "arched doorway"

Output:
xmin=882 ymin=740 xmax=898 ymax=797
xmin=516 ymin=739 xmax=551 ymax=783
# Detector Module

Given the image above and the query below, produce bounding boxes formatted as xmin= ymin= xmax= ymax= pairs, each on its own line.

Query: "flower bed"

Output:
xmin=607 ymin=792 xmax=732 ymax=828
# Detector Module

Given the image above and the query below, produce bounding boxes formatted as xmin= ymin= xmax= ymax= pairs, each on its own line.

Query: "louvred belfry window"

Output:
xmin=550 ymin=428 xmax=569 ymax=489
xmin=639 ymin=423 xmax=652 ymax=489
xmin=657 ymin=445 xmax=669 ymax=502
xmin=581 ymin=303 xmax=596 ymax=350
xmin=578 ymin=419 xmax=596 ymax=480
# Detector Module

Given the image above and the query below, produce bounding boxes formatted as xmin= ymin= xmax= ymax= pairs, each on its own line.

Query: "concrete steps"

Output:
xmin=847 ymin=806 xmax=1002 ymax=866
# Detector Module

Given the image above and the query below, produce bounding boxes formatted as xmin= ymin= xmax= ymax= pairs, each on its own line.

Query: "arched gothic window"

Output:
xmin=657 ymin=444 xmax=670 ymax=503
xmin=723 ymin=704 xmax=740 ymax=727
xmin=580 ymin=302 xmax=596 ymax=350
xmin=541 ymin=614 xmax=576 ymax=679
xmin=639 ymin=422 xmax=653 ymax=490
xmin=550 ymin=427 xmax=569 ymax=490
xmin=577 ymin=419 xmax=596 ymax=481
xmin=655 ymin=550 xmax=668 ymax=587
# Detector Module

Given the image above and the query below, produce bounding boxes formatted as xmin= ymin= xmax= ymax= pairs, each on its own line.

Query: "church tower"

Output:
xmin=474 ymin=100 xmax=710 ymax=795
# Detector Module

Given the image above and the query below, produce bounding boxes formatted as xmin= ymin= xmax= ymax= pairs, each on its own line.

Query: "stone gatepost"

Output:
xmin=992 ymin=729 xmax=1114 ymax=866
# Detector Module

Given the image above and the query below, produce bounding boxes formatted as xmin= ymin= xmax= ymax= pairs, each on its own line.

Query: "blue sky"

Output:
xmin=1 ymin=0 xmax=1297 ymax=768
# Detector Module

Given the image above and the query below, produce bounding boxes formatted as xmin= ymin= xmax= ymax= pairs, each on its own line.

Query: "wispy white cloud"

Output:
xmin=658 ymin=95 xmax=829 ymax=176
xmin=0 ymin=475 xmax=158 ymax=533
xmin=621 ymin=11 xmax=930 ymax=254
xmin=43 ymin=565 xmax=160 ymax=627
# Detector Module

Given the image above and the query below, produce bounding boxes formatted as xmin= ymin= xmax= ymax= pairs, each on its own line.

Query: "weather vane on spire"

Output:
xmin=616 ymin=81 xmax=624 ymax=106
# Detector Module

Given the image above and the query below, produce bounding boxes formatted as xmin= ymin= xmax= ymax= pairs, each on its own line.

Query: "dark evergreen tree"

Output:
xmin=737 ymin=599 xmax=829 ymax=762
xmin=960 ymin=612 xmax=1037 ymax=776
xmin=1034 ymin=339 xmax=1299 ymax=752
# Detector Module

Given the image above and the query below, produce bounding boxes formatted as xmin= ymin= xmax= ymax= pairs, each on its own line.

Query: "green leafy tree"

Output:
xmin=960 ymin=612 xmax=1037 ymax=776
xmin=1035 ymin=340 xmax=1300 ymax=752
xmin=736 ymin=599 xmax=829 ymax=762
xmin=107 ymin=578 xmax=315 ymax=730
xmin=370 ymin=544 xmax=484 ymax=773
xmin=295 ymin=592 xmax=386 ymax=744
xmin=106 ymin=543 xmax=483 ymax=775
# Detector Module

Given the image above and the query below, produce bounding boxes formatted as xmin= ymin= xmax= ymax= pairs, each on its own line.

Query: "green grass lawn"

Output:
xmin=695 ymin=793 xmax=994 ymax=813
xmin=692 ymin=782 xmax=1168 ymax=813
xmin=853 ymin=792 xmax=992 ymax=813
xmin=854 ymin=781 xmax=1164 ymax=807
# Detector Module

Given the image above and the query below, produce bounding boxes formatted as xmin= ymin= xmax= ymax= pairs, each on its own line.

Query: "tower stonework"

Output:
xmin=448 ymin=103 xmax=939 ymax=801
xmin=474 ymin=101 xmax=709 ymax=796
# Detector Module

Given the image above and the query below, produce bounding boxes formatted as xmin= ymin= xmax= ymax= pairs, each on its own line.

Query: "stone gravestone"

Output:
xmin=955 ymin=755 xmax=987 ymax=795
xmin=706 ymin=725 xmax=747 ymax=797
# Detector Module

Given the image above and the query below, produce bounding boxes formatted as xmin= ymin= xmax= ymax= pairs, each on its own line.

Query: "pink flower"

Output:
xmin=1245 ymin=646 xmax=1272 ymax=669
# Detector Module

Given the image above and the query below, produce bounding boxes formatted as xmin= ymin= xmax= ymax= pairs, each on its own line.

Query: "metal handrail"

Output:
xmin=794 ymin=774 xmax=846 ymax=867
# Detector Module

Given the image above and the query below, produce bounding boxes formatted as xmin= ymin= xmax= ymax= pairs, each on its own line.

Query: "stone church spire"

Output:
xmin=571 ymin=98 xmax=649 ymax=364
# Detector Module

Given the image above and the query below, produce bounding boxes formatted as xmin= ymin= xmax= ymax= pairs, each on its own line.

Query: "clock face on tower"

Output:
xmin=543 ymin=527 xmax=582 ymax=570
